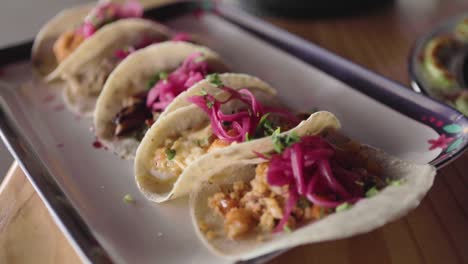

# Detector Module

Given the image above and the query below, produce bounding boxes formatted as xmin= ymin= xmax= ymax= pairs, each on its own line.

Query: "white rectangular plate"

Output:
xmin=0 ymin=11 xmax=442 ymax=264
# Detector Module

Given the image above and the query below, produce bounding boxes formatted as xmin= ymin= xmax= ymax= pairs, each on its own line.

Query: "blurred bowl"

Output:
xmin=409 ymin=14 xmax=468 ymax=116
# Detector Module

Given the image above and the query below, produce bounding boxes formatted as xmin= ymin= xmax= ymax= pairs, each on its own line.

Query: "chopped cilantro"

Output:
xmin=272 ymin=128 xmax=283 ymax=153
xmin=259 ymin=113 xmax=271 ymax=125
xmin=199 ymin=88 xmax=208 ymax=96
xmin=335 ymin=202 xmax=351 ymax=212
xmin=195 ymin=137 xmax=210 ymax=147
xmin=283 ymin=225 xmax=292 ymax=233
xmin=365 ymin=186 xmax=379 ymax=198
xmin=245 ymin=132 xmax=251 ymax=141
xmin=165 ymin=149 xmax=176 ymax=160
xmin=257 ymin=113 xmax=276 ymax=136
xmin=158 ymin=71 xmax=168 ymax=80
xmin=272 ymin=129 xmax=301 ymax=153
xmin=207 ymin=73 xmax=223 ymax=87
xmin=147 ymin=71 xmax=168 ymax=90
xmin=206 ymin=100 xmax=214 ymax=109
xmin=386 ymin=178 xmax=406 ymax=186
xmin=391 ymin=179 xmax=405 ymax=186
xmin=123 ymin=194 xmax=134 ymax=204
xmin=147 ymin=75 xmax=159 ymax=89
xmin=286 ymin=132 xmax=300 ymax=145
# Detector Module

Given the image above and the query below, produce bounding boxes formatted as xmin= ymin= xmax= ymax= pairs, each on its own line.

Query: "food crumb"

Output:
xmin=256 ymin=235 xmax=265 ymax=242
xmin=157 ymin=232 xmax=164 ymax=237
xmin=123 ymin=194 xmax=134 ymax=204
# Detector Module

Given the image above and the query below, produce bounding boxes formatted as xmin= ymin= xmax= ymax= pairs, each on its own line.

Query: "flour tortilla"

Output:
xmin=31 ymin=0 xmax=169 ymax=77
xmin=190 ymin=125 xmax=436 ymax=260
xmin=134 ymin=73 xmax=289 ymax=203
xmin=32 ymin=3 xmax=94 ymax=77
xmin=94 ymin=42 xmax=228 ymax=159
xmin=47 ymin=18 xmax=170 ymax=115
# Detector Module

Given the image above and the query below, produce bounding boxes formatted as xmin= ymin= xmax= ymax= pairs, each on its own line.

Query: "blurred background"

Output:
xmin=0 ymin=0 xmax=94 ymax=181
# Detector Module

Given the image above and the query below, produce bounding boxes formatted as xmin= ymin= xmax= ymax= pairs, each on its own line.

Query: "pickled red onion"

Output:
xmin=188 ymin=77 xmax=302 ymax=144
xmin=261 ymin=135 xmax=368 ymax=231
xmin=77 ymin=0 xmax=143 ymax=38
xmin=146 ymin=52 xmax=209 ymax=112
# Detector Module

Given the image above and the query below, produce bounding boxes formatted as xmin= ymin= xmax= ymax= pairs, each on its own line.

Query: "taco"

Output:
xmin=134 ymin=73 xmax=310 ymax=202
xmin=190 ymin=123 xmax=436 ymax=260
xmin=32 ymin=0 xmax=147 ymax=77
xmin=94 ymin=41 xmax=229 ymax=159
xmin=49 ymin=18 xmax=171 ymax=115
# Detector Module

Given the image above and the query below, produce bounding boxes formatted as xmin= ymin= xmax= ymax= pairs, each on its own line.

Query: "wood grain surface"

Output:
xmin=1 ymin=0 xmax=468 ymax=263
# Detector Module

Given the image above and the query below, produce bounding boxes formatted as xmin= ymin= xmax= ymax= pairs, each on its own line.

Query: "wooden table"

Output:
xmin=1 ymin=0 xmax=468 ymax=263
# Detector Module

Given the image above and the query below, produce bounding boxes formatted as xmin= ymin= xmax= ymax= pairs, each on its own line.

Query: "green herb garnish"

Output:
xmin=206 ymin=100 xmax=214 ymax=109
xmin=195 ymin=137 xmax=210 ymax=147
xmin=391 ymin=179 xmax=405 ymax=186
xmin=147 ymin=71 xmax=168 ymax=90
xmin=158 ymin=71 xmax=168 ymax=80
xmin=386 ymin=178 xmax=406 ymax=186
xmin=165 ymin=149 xmax=176 ymax=160
xmin=272 ymin=128 xmax=283 ymax=153
xmin=147 ymin=75 xmax=159 ymax=89
xmin=199 ymin=87 xmax=208 ymax=96
xmin=283 ymin=225 xmax=292 ymax=233
xmin=286 ymin=132 xmax=300 ymax=145
xmin=257 ymin=113 xmax=276 ymax=136
xmin=335 ymin=202 xmax=351 ymax=212
xmin=245 ymin=132 xmax=251 ymax=141
xmin=207 ymin=73 xmax=223 ymax=87
xmin=365 ymin=186 xmax=379 ymax=198
xmin=123 ymin=194 xmax=134 ymax=204
xmin=272 ymin=129 xmax=301 ymax=153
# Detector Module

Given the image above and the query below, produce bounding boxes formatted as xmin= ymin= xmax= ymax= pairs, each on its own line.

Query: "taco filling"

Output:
xmin=204 ymin=135 xmax=397 ymax=239
xmin=53 ymin=0 xmax=144 ymax=63
xmin=150 ymin=74 xmax=301 ymax=181
xmin=112 ymin=52 xmax=215 ymax=140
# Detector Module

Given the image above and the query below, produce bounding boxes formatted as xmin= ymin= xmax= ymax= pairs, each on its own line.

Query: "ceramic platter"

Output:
xmin=0 ymin=2 xmax=467 ymax=263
